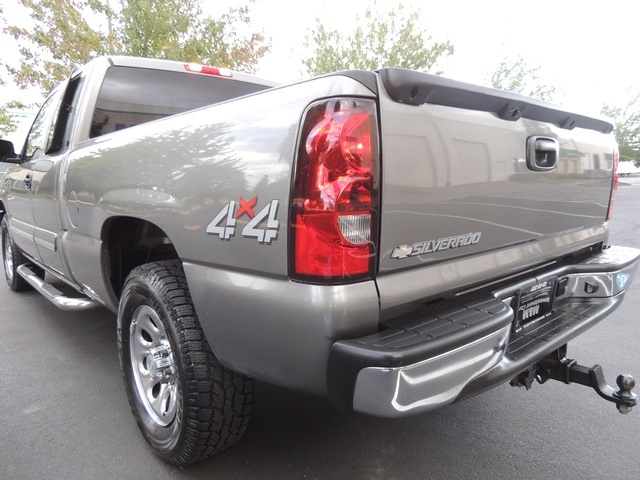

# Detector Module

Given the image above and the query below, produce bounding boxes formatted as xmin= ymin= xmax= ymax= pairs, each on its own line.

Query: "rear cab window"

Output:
xmin=90 ymin=66 xmax=272 ymax=138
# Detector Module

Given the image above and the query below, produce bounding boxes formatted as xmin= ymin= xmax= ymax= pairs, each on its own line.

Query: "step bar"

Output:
xmin=17 ymin=264 xmax=101 ymax=311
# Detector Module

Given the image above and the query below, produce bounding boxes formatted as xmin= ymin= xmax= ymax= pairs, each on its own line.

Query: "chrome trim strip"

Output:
xmin=9 ymin=218 xmax=34 ymax=242
xmin=33 ymin=227 xmax=57 ymax=252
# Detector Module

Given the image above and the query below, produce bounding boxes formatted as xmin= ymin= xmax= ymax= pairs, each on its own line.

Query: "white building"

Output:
xmin=618 ymin=160 xmax=640 ymax=177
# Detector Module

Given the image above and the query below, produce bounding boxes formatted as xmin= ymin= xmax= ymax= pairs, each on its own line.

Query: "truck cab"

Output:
xmin=1 ymin=56 xmax=276 ymax=297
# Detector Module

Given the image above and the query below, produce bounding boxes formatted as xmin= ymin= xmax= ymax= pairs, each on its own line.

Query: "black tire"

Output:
xmin=2 ymin=216 xmax=32 ymax=291
xmin=118 ymin=260 xmax=253 ymax=466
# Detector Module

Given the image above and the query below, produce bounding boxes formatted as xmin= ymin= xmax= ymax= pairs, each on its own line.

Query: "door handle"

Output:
xmin=527 ymin=136 xmax=558 ymax=171
xmin=24 ymin=173 xmax=32 ymax=189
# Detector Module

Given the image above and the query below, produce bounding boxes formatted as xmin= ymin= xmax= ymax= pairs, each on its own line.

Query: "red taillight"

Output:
xmin=607 ymin=148 xmax=619 ymax=220
xmin=184 ymin=63 xmax=233 ymax=78
xmin=291 ymin=99 xmax=379 ymax=281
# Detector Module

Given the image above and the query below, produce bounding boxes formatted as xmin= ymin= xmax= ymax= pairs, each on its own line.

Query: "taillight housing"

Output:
xmin=290 ymin=98 xmax=379 ymax=282
xmin=607 ymin=148 xmax=619 ymax=220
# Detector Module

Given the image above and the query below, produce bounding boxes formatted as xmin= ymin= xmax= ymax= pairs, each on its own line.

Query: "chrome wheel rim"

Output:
xmin=3 ymin=231 xmax=13 ymax=282
xmin=129 ymin=305 xmax=178 ymax=426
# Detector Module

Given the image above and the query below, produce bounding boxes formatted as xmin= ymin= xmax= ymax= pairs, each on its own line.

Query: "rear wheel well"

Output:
xmin=103 ymin=217 xmax=178 ymax=299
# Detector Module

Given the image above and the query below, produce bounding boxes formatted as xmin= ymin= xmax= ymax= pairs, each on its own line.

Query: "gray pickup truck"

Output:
xmin=1 ymin=56 xmax=638 ymax=466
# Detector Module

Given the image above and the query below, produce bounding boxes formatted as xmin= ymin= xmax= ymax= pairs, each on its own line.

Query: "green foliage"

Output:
xmin=0 ymin=74 xmax=8 ymax=136
xmin=302 ymin=2 xmax=454 ymax=76
xmin=0 ymin=106 xmax=15 ymax=138
xmin=0 ymin=63 xmax=21 ymax=137
xmin=5 ymin=0 xmax=116 ymax=93
xmin=4 ymin=0 xmax=270 ymax=96
xmin=0 ymin=100 xmax=29 ymax=138
xmin=491 ymin=55 xmax=557 ymax=102
xmin=119 ymin=0 xmax=192 ymax=58
xmin=602 ymin=94 xmax=640 ymax=165
xmin=120 ymin=1 xmax=268 ymax=72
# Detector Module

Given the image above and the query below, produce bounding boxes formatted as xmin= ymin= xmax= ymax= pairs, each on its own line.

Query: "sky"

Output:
xmin=248 ymin=0 xmax=640 ymax=112
xmin=1 ymin=0 xmax=639 ymax=145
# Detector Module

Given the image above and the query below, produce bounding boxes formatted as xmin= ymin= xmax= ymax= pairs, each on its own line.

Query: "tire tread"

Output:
xmin=119 ymin=259 xmax=252 ymax=466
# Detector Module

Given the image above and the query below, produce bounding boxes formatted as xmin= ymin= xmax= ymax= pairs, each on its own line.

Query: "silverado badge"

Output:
xmin=391 ymin=232 xmax=482 ymax=259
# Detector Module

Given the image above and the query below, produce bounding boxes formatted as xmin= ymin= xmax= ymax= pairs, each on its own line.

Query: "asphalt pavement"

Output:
xmin=1 ymin=186 xmax=639 ymax=480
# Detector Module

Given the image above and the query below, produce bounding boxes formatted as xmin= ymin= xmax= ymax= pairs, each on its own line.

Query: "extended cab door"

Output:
xmin=29 ymin=74 xmax=83 ymax=275
xmin=4 ymin=86 xmax=65 ymax=261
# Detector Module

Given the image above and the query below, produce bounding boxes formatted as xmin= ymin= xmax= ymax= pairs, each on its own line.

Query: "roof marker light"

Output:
xmin=184 ymin=63 xmax=233 ymax=78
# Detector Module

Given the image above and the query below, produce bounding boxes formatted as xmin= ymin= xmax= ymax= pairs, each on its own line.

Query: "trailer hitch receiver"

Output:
xmin=512 ymin=351 xmax=637 ymax=414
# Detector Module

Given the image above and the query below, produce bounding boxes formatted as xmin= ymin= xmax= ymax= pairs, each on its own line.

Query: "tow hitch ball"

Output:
xmin=512 ymin=353 xmax=637 ymax=414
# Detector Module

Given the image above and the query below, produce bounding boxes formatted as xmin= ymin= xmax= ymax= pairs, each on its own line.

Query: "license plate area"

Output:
xmin=512 ymin=278 xmax=557 ymax=332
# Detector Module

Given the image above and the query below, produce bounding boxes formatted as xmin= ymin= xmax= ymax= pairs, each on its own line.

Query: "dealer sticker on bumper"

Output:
xmin=512 ymin=278 xmax=557 ymax=332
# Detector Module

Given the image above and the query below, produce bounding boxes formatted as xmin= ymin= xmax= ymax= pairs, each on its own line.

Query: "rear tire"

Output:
xmin=118 ymin=260 xmax=253 ymax=466
xmin=2 ymin=216 xmax=32 ymax=291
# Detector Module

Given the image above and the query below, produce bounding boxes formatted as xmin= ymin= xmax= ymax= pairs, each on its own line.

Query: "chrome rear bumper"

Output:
xmin=327 ymin=245 xmax=640 ymax=417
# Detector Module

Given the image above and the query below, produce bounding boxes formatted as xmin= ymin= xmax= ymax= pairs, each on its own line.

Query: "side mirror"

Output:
xmin=0 ymin=139 xmax=21 ymax=163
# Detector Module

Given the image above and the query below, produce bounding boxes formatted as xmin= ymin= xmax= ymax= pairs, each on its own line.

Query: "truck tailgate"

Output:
xmin=375 ymin=69 xmax=616 ymax=296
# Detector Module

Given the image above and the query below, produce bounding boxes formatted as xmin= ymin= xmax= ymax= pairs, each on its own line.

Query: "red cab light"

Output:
xmin=291 ymin=98 xmax=379 ymax=281
xmin=184 ymin=63 xmax=233 ymax=78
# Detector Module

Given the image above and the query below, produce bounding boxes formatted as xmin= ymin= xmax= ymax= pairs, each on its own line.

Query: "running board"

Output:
xmin=17 ymin=265 xmax=101 ymax=311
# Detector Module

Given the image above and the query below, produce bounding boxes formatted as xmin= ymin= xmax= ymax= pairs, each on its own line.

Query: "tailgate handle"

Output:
xmin=527 ymin=136 xmax=558 ymax=171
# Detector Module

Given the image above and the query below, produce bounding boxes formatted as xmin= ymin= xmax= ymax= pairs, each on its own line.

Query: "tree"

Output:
xmin=301 ymin=2 xmax=454 ymax=77
xmin=0 ymin=64 xmax=12 ymax=136
xmin=4 ymin=0 xmax=270 ymax=96
xmin=1 ymin=48 xmax=28 ymax=138
xmin=119 ymin=0 xmax=269 ymax=71
xmin=602 ymin=94 xmax=640 ymax=166
xmin=491 ymin=55 xmax=558 ymax=102
xmin=0 ymin=5 xmax=12 ymax=137
xmin=5 ymin=0 xmax=118 ymax=94
xmin=0 ymin=99 xmax=28 ymax=139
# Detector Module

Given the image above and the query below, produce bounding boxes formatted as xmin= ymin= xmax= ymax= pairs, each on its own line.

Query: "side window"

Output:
xmin=24 ymin=88 xmax=64 ymax=160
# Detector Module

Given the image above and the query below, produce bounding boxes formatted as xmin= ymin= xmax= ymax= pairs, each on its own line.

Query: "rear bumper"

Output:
xmin=327 ymin=245 xmax=640 ymax=417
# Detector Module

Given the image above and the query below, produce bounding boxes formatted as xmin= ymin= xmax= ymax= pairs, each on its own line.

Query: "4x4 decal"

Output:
xmin=206 ymin=196 xmax=280 ymax=244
